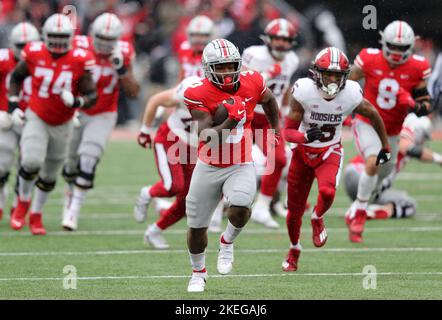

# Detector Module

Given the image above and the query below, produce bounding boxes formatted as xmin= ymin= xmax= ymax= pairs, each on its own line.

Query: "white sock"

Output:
xmin=142 ymin=186 xmax=152 ymax=199
xmin=222 ymin=221 xmax=243 ymax=243
xmin=290 ymin=243 xmax=302 ymax=250
xmin=70 ymin=186 xmax=88 ymax=214
xmin=356 ymin=171 xmax=377 ymax=202
xmin=256 ymin=193 xmax=272 ymax=207
xmin=30 ymin=188 xmax=49 ymax=214
xmin=19 ymin=176 xmax=36 ymax=201
xmin=149 ymin=223 xmax=163 ymax=233
xmin=189 ymin=251 xmax=206 ymax=272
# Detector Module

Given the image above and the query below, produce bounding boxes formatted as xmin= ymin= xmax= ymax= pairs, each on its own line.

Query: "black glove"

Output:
xmin=376 ymin=148 xmax=391 ymax=166
xmin=411 ymin=101 xmax=432 ymax=117
xmin=305 ymin=126 xmax=323 ymax=143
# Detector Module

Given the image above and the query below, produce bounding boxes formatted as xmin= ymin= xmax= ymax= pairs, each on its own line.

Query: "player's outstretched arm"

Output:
xmin=354 ymin=98 xmax=391 ymax=164
xmin=348 ymin=64 xmax=365 ymax=81
xmin=76 ymin=71 xmax=98 ymax=109
xmin=259 ymin=88 xmax=280 ymax=131
xmin=8 ymin=61 xmax=30 ymax=113
xmin=119 ymin=64 xmax=140 ymax=99
xmin=142 ymin=88 xmax=177 ymax=128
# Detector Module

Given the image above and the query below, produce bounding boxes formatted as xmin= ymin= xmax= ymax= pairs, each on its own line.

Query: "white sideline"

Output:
xmin=1 ymin=271 xmax=442 ymax=282
xmin=2 ymin=225 xmax=442 ymax=237
xmin=1 ymin=247 xmax=442 ymax=257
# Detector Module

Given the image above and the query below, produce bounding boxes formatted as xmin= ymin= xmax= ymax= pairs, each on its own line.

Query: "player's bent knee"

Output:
xmin=75 ymin=155 xmax=99 ymax=189
xmin=62 ymin=165 xmax=78 ymax=184
xmin=35 ymin=177 xmax=56 ymax=192
xmin=228 ymin=191 xmax=254 ymax=208
xmin=19 ymin=167 xmax=39 ymax=181
xmin=319 ymin=186 xmax=336 ymax=201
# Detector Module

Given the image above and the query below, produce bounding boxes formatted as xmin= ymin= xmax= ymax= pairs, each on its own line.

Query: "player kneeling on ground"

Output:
xmin=184 ymin=39 xmax=280 ymax=292
xmin=282 ymin=47 xmax=390 ymax=271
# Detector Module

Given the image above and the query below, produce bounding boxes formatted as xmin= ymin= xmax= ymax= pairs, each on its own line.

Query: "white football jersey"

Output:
xmin=167 ymin=76 xmax=201 ymax=147
xmin=292 ymin=78 xmax=363 ymax=148
xmin=242 ymin=45 xmax=299 ymax=114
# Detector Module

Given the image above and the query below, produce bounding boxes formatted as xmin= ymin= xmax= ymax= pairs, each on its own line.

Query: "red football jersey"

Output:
xmin=178 ymin=41 xmax=204 ymax=79
xmin=0 ymin=48 xmax=17 ymax=111
xmin=73 ymin=35 xmax=135 ymax=115
xmin=22 ymin=41 xmax=95 ymax=125
xmin=354 ymin=48 xmax=431 ymax=135
xmin=184 ymin=70 xmax=267 ymax=167
xmin=0 ymin=48 xmax=32 ymax=112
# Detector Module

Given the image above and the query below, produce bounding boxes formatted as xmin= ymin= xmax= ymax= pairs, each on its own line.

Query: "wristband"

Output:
xmin=140 ymin=125 xmax=153 ymax=135
xmin=433 ymin=152 xmax=442 ymax=164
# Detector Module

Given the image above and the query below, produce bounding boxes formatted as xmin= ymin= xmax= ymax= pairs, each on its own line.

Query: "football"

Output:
xmin=212 ymin=99 xmax=232 ymax=125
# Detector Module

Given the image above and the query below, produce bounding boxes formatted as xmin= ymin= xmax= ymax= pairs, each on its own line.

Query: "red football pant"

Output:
xmin=150 ymin=123 xmax=196 ymax=230
xmin=156 ymin=162 xmax=195 ymax=230
xmin=252 ymin=113 xmax=287 ymax=197
xmin=286 ymin=145 xmax=342 ymax=245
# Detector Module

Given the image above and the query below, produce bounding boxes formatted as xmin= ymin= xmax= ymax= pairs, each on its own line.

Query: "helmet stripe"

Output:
xmin=57 ymin=14 xmax=62 ymax=32
xmin=218 ymin=39 xmax=228 ymax=58
xmin=397 ymin=21 xmax=403 ymax=41
xmin=105 ymin=14 xmax=112 ymax=33
xmin=22 ymin=23 xmax=27 ymax=41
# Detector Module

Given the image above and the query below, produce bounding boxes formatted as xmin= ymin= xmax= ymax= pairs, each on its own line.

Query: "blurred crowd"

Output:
xmin=1 ymin=0 xmax=441 ymax=126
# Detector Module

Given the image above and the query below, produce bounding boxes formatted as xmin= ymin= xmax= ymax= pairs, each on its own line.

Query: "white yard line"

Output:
xmin=1 ymin=247 xmax=442 ymax=257
xmin=1 ymin=271 xmax=442 ymax=282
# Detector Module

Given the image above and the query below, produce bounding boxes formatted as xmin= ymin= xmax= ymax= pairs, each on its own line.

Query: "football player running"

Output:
xmin=282 ymin=47 xmax=390 ymax=272
xmin=61 ymin=13 xmax=139 ymax=231
xmin=134 ymin=76 xmax=200 ymax=249
xmin=0 ymin=22 xmax=39 ymax=221
xmin=8 ymin=14 xmax=97 ymax=235
xmin=242 ymin=18 xmax=299 ymax=228
xmin=184 ymin=39 xmax=280 ymax=292
xmin=177 ymin=15 xmax=215 ymax=81
xmin=344 ymin=113 xmax=440 ymax=220
xmin=346 ymin=21 xmax=432 ymax=242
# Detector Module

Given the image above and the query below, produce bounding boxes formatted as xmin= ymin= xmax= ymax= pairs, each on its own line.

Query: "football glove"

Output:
xmin=137 ymin=125 xmax=153 ymax=148
xmin=110 ymin=47 xmax=127 ymax=76
xmin=305 ymin=126 xmax=323 ymax=143
xmin=263 ymin=64 xmax=282 ymax=81
xmin=223 ymin=96 xmax=246 ymax=122
xmin=376 ymin=147 xmax=391 ymax=166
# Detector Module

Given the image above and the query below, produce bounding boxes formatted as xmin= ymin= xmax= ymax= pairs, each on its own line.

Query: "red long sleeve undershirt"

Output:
xmin=284 ymin=117 xmax=306 ymax=144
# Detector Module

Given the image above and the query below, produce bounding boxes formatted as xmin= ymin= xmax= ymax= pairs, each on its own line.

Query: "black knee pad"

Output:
xmin=75 ymin=170 xmax=95 ymax=189
xmin=19 ymin=167 xmax=39 ymax=181
xmin=35 ymin=178 xmax=56 ymax=192
xmin=0 ymin=172 xmax=10 ymax=187
xmin=62 ymin=166 xmax=78 ymax=184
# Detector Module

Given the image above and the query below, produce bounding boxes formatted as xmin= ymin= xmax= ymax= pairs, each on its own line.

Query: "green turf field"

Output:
xmin=1 ymin=139 xmax=441 ymax=300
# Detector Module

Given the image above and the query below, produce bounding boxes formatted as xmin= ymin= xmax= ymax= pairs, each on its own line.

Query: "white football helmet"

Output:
xmin=380 ymin=20 xmax=415 ymax=65
xmin=91 ymin=13 xmax=123 ymax=55
xmin=202 ymin=39 xmax=242 ymax=90
xmin=187 ymin=15 xmax=215 ymax=53
xmin=42 ymin=14 xmax=74 ymax=54
xmin=9 ymin=22 xmax=40 ymax=59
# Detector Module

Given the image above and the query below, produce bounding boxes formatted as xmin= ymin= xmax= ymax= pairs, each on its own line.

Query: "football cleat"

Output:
xmin=271 ymin=200 xmax=287 ymax=218
xmin=217 ymin=236 xmax=234 ymax=275
xmin=345 ymin=213 xmax=365 ymax=243
xmin=251 ymin=203 xmax=279 ymax=229
xmin=348 ymin=209 xmax=367 ymax=234
xmin=311 ymin=218 xmax=328 ymax=247
xmin=29 ymin=213 xmax=46 ymax=235
xmin=10 ymin=198 xmax=31 ymax=230
xmin=187 ymin=271 xmax=207 ymax=293
xmin=134 ymin=186 xmax=152 ymax=223
xmin=62 ymin=211 xmax=78 ymax=231
xmin=144 ymin=226 xmax=169 ymax=249
xmin=282 ymin=248 xmax=301 ymax=272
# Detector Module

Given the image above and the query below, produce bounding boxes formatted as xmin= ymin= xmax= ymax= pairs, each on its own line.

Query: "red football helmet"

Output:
xmin=260 ymin=18 xmax=297 ymax=60
xmin=311 ymin=47 xmax=350 ymax=98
